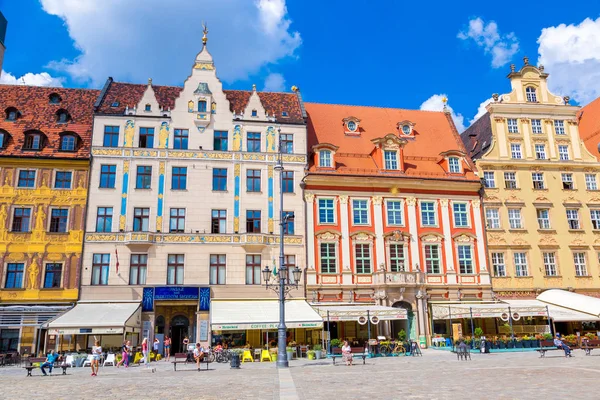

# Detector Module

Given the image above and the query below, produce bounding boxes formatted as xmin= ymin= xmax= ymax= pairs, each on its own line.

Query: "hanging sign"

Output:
xmin=500 ymin=312 xmax=510 ymax=322
xmin=512 ymin=312 xmax=521 ymax=321
xmin=370 ymin=316 xmax=380 ymax=325
xmin=357 ymin=316 xmax=368 ymax=325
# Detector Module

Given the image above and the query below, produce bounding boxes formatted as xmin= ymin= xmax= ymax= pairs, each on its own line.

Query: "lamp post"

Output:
xmin=262 ymin=128 xmax=303 ymax=368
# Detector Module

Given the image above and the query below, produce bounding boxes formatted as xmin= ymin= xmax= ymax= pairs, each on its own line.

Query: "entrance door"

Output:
xmin=391 ymin=301 xmax=412 ymax=340
xmin=170 ymin=315 xmax=190 ymax=353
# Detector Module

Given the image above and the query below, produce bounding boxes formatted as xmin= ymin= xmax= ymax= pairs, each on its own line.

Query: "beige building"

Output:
xmin=463 ymin=58 xmax=600 ymax=302
xmin=72 ymin=37 xmax=310 ymax=352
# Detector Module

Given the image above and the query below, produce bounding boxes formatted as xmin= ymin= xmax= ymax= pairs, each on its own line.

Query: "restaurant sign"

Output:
xmin=49 ymin=328 xmax=124 ymax=335
xmin=142 ymin=286 xmax=211 ymax=312
xmin=212 ymin=321 xmax=323 ymax=331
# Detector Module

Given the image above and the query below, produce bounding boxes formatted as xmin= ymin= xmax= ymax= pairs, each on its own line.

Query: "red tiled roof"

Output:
xmin=0 ymin=85 xmax=99 ymax=159
xmin=305 ymin=102 xmax=478 ymax=180
xmin=580 ymin=97 xmax=600 ymax=160
xmin=96 ymin=81 xmax=305 ymax=124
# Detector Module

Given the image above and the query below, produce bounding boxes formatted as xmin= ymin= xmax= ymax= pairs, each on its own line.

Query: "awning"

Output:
xmin=0 ymin=305 xmax=72 ymax=327
xmin=45 ymin=302 xmax=141 ymax=335
xmin=431 ymin=302 xmax=548 ymax=320
xmin=537 ymin=289 xmax=600 ymax=319
xmin=504 ymin=300 xmax=600 ymax=322
xmin=311 ymin=304 xmax=408 ymax=321
xmin=210 ymin=299 xmax=323 ymax=331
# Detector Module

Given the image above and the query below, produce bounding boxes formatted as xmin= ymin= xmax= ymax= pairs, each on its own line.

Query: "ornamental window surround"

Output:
xmin=525 ymin=87 xmax=537 ymax=102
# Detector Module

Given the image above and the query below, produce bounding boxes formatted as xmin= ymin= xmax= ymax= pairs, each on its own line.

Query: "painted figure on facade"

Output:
xmin=124 ymin=120 xmax=135 ymax=147
xmin=35 ymin=205 xmax=46 ymax=231
xmin=266 ymin=126 xmax=276 ymax=153
xmin=28 ymin=257 xmax=39 ymax=290
xmin=159 ymin=122 xmax=170 ymax=148
xmin=3 ymin=170 xmax=11 ymax=186
xmin=188 ymin=100 xmax=194 ymax=113
xmin=0 ymin=204 xmax=6 ymax=230
xmin=232 ymin=125 xmax=242 ymax=151
xmin=211 ymin=102 xmax=216 ymax=114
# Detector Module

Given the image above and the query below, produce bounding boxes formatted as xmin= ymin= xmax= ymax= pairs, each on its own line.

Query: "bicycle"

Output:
xmin=378 ymin=341 xmax=407 ymax=356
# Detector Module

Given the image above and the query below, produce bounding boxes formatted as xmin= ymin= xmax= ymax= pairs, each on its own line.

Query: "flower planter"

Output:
xmin=515 ymin=342 xmax=523 ymax=348
xmin=507 ymin=341 xmax=515 ymax=349
xmin=287 ymin=351 xmax=294 ymax=361
xmin=307 ymin=352 xmax=316 ymax=360
xmin=315 ymin=350 xmax=322 ymax=359
xmin=522 ymin=341 xmax=530 ymax=348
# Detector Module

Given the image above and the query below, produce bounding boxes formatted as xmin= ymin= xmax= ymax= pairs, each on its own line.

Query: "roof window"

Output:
xmin=49 ymin=93 xmax=62 ymax=104
xmin=5 ymin=107 xmax=19 ymax=121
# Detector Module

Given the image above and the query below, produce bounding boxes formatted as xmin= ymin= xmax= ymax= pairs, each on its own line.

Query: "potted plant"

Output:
xmin=585 ymin=332 xmax=596 ymax=341
xmin=522 ymin=335 xmax=531 ymax=348
xmin=515 ymin=337 xmax=523 ymax=348
xmin=313 ymin=344 xmax=322 ymax=359
xmin=330 ymin=339 xmax=342 ymax=349
xmin=286 ymin=347 xmax=294 ymax=361
xmin=497 ymin=339 xmax=506 ymax=349
xmin=397 ymin=329 xmax=407 ymax=343
xmin=506 ymin=338 xmax=515 ymax=349
xmin=474 ymin=327 xmax=484 ymax=338
xmin=307 ymin=350 xmax=316 ymax=360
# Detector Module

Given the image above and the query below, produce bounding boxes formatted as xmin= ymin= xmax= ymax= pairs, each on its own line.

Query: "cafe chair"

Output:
xmin=241 ymin=350 xmax=253 ymax=363
xmin=103 ymin=353 xmax=116 ymax=367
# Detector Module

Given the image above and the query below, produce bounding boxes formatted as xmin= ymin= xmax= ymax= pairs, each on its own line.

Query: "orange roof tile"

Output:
xmin=305 ymin=102 xmax=478 ymax=180
xmin=580 ymin=96 xmax=600 ymax=160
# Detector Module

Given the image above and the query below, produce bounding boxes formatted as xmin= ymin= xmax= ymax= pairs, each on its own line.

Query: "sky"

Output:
xmin=1 ymin=0 xmax=599 ymax=132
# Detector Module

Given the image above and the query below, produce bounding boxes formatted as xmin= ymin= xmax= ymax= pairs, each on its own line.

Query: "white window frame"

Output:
xmin=485 ymin=208 xmax=500 ymax=229
xmin=351 ymin=198 xmax=370 ymax=226
xmin=317 ymin=198 xmax=336 ymax=225
xmin=419 ymin=201 xmax=438 ymax=227
xmin=534 ymin=144 xmax=546 ymax=160
xmin=452 ymin=202 xmax=470 ymax=228
xmin=319 ymin=150 xmax=332 ymax=168
xmin=554 ymin=120 xmax=565 ymax=135
xmin=591 ymin=209 xmax=600 ymax=230
xmin=504 ymin=172 xmax=517 ymax=189
xmin=558 ymin=145 xmax=570 ymax=160
xmin=513 ymin=252 xmax=529 ymax=277
xmin=531 ymin=119 xmax=543 ymax=134
xmin=536 ymin=208 xmax=551 ymax=229
xmin=566 ymin=209 xmax=580 ymax=230
xmin=491 ymin=252 xmax=506 ymax=277
xmin=387 ymin=241 xmax=407 ymax=272
xmin=508 ymin=208 xmax=523 ymax=229
xmin=532 ymin=172 xmax=545 ymax=190
xmin=510 ymin=143 xmax=522 ymax=159
xmin=385 ymin=200 xmax=404 ymax=226
xmin=48 ymin=206 xmax=70 ymax=233
xmin=586 ymin=174 xmax=598 ymax=191
xmin=423 ymin=242 xmax=441 ymax=274
xmin=561 ymin=173 xmax=574 ymax=190
xmin=457 ymin=244 xmax=474 ymax=274
xmin=483 ymin=171 xmax=495 ymax=188
xmin=448 ymin=157 xmax=461 ymax=173
xmin=384 ymin=150 xmax=399 ymax=170
xmin=353 ymin=241 xmax=373 ymax=274
xmin=573 ymin=252 xmax=587 ymax=276
xmin=507 ymin=118 xmax=519 ymax=134
xmin=526 ymin=87 xmax=537 ymax=102
xmin=319 ymin=242 xmax=338 ymax=274
xmin=543 ymin=252 xmax=557 ymax=276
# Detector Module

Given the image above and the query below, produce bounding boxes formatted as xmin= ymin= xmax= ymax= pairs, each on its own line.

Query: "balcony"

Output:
xmin=373 ymin=270 xmax=419 ymax=286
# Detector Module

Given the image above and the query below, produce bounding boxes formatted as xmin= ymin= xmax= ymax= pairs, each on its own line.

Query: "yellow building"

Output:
xmin=462 ymin=58 xmax=600 ymax=302
xmin=0 ymin=86 xmax=98 ymax=355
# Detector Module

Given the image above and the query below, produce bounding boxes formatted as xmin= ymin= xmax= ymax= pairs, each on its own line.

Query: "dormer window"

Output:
xmin=401 ymin=125 xmax=411 ymax=135
xmin=526 ymin=87 xmax=537 ymax=103
xmin=319 ymin=150 xmax=332 ymax=168
xmin=60 ymin=134 xmax=77 ymax=151
xmin=343 ymin=116 xmax=361 ymax=135
xmin=251 ymin=109 xmax=258 ymax=117
xmin=0 ymin=130 xmax=7 ymax=149
xmin=282 ymin=111 xmax=289 ymax=117
xmin=198 ymin=100 xmax=207 ymax=112
xmin=347 ymin=121 xmax=357 ymax=132
xmin=111 ymin=101 xmax=120 ymax=108
xmin=384 ymin=150 xmax=398 ymax=170
xmin=24 ymin=131 xmax=44 ymax=150
xmin=144 ymin=104 xmax=151 ymax=112
xmin=448 ymin=157 xmax=461 ymax=173
xmin=49 ymin=93 xmax=61 ymax=104
xmin=6 ymin=107 xmax=19 ymax=121
xmin=397 ymin=120 xmax=415 ymax=136
xmin=56 ymin=109 xmax=70 ymax=123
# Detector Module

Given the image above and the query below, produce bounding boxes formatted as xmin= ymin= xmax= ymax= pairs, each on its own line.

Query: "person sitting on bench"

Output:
xmin=40 ymin=350 xmax=59 ymax=376
xmin=193 ymin=343 xmax=204 ymax=371
xmin=553 ymin=334 xmax=572 ymax=357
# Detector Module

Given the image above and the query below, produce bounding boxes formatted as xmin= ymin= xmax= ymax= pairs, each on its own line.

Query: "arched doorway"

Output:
xmin=170 ymin=315 xmax=190 ymax=353
xmin=391 ymin=301 xmax=415 ymax=341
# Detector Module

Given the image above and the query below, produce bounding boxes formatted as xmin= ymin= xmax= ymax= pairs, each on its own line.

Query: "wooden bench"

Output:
xmin=582 ymin=339 xmax=600 ymax=355
xmin=330 ymin=347 xmax=367 ymax=365
xmin=171 ymin=352 xmax=211 ymax=371
xmin=23 ymin=358 xmax=70 ymax=377
xmin=536 ymin=340 xmax=577 ymax=358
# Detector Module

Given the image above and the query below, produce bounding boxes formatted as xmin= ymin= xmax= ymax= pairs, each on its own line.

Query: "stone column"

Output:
xmin=339 ymin=196 xmax=351 ymax=272
xmin=372 ymin=196 xmax=385 ymax=270
xmin=305 ymin=193 xmax=315 ymax=270
xmin=406 ymin=197 xmax=419 ymax=271
xmin=440 ymin=199 xmax=456 ymax=284
xmin=416 ymin=292 xmax=426 ymax=341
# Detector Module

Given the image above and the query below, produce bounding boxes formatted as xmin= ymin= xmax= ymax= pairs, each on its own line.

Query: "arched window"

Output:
xmin=526 ymin=87 xmax=537 ymax=103
xmin=0 ymin=129 xmax=8 ymax=149
xmin=319 ymin=150 xmax=332 ymax=168
xmin=60 ymin=134 xmax=77 ymax=151
xmin=49 ymin=93 xmax=62 ymax=104
xmin=5 ymin=107 xmax=18 ymax=121
xmin=24 ymin=131 xmax=44 ymax=150
xmin=198 ymin=100 xmax=207 ymax=112
xmin=56 ymin=109 xmax=70 ymax=123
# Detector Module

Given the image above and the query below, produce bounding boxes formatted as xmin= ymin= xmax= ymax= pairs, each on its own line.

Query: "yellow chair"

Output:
xmin=260 ymin=349 xmax=273 ymax=362
xmin=241 ymin=350 xmax=253 ymax=363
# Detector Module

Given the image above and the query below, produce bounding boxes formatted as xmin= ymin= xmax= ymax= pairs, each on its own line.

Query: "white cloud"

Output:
xmin=0 ymin=70 xmax=64 ymax=87
xmin=458 ymin=17 xmax=519 ymax=68
xmin=40 ymin=0 xmax=301 ymax=87
xmin=263 ymin=72 xmax=286 ymax=92
xmin=420 ymin=94 xmax=466 ymax=133
xmin=538 ymin=17 xmax=600 ymax=105
xmin=470 ymin=97 xmax=494 ymax=124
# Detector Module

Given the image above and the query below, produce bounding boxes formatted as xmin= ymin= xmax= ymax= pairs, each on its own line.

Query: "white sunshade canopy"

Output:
xmin=430 ymin=302 xmax=548 ymax=320
xmin=504 ymin=299 xmax=600 ymax=322
xmin=311 ymin=304 xmax=408 ymax=321
xmin=45 ymin=302 xmax=141 ymax=335
xmin=210 ymin=299 xmax=323 ymax=331
xmin=537 ymin=289 xmax=600 ymax=319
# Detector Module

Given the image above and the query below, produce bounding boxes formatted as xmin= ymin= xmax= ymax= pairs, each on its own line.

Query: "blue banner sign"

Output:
xmin=154 ymin=286 xmax=199 ymax=300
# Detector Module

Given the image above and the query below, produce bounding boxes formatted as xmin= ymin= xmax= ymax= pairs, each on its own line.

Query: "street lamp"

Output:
xmin=262 ymin=128 xmax=303 ymax=368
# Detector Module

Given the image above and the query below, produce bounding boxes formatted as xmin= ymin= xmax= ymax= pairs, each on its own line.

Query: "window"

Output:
xmin=173 ymin=129 xmax=189 ymax=150
xmin=129 ymin=254 xmax=147 ymax=285
xmin=586 ymin=174 xmax=598 ymax=190
xmin=247 ymin=132 xmax=261 ymax=152
xmin=458 ymin=245 xmax=473 ymax=274
xmin=320 ymin=243 xmax=336 ymax=274
xmin=283 ymin=211 xmax=295 ymax=235
xmin=211 ymin=210 xmax=226 ymax=233
xmin=491 ymin=253 xmax=506 ymax=277
xmin=425 ymin=244 xmax=440 ymax=274
xmin=17 ymin=170 xmax=36 ymax=188
xmin=537 ymin=209 xmax=551 ymax=229
xmin=508 ymin=209 xmax=522 ymax=229
xmin=453 ymin=203 xmax=469 ymax=227
xmin=319 ymin=150 xmax=332 ymax=168
xmin=543 ymin=252 xmax=557 ymax=276
xmin=526 ymin=87 xmax=537 ymax=102
xmin=139 ymin=127 xmax=154 ymax=148
xmin=504 ymin=172 xmax=517 ymax=189
xmin=554 ymin=120 xmax=565 ymax=135
xmin=54 ymin=171 xmax=72 ymax=189
xmin=60 ymin=134 xmax=76 ymax=151
xmin=198 ymin=100 xmax=207 ymax=112
xmin=281 ymin=111 xmax=288 ymax=117
xmin=282 ymin=171 xmax=294 ymax=193
xmin=171 ymin=167 xmax=187 ymax=190
xmin=210 ymin=255 xmax=226 ymax=285
xmin=91 ymin=254 xmax=110 ymax=285
xmin=318 ymin=199 xmax=334 ymax=224
xmin=485 ymin=208 xmax=500 ymax=229
xmin=448 ymin=157 xmax=461 ymax=173
xmin=514 ymin=252 xmax=528 ymax=277
xmin=510 ymin=143 xmax=522 ymax=159
xmin=384 ymin=151 xmax=398 ymax=170
xmin=355 ymin=244 xmax=371 ymax=274
xmin=169 ymin=208 xmax=185 ymax=233
xmin=6 ymin=108 xmax=17 ymax=121
xmin=347 ymin=121 xmax=357 ymax=131
xmin=251 ymin=109 xmax=258 ymax=117
xmin=103 ymin=126 xmax=119 ymax=147
xmin=281 ymin=134 xmax=293 ymax=154
xmin=213 ymin=131 xmax=228 ymax=150
xmin=133 ymin=208 xmax=150 ymax=232
xmin=43 ymin=263 xmax=62 ymax=288
xmin=531 ymin=119 xmax=543 ymax=134
xmin=558 ymin=145 xmax=569 ymax=160
xmin=591 ymin=209 xmax=600 ymax=230
xmin=24 ymin=133 xmax=43 ymax=150
xmin=246 ymin=210 xmax=261 ymax=233
xmin=167 ymin=254 xmax=184 ymax=285
xmin=99 ymin=165 xmax=117 ymax=188
xmin=49 ymin=93 xmax=61 ymax=104
xmin=245 ymin=255 xmax=261 ymax=285
xmin=5 ymin=263 xmax=24 ymax=288
xmin=11 ymin=208 xmax=31 ymax=232
xmin=535 ymin=144 xmax=546 ymax=160
xmin=574 ymin=252 xmax=587 ymax=276
xmin=212 ymin=168 xmax=227 ymax=191
xmin=389 ymin=244 xmax=405 ymax=272
xmin=144 ymin=104 xmax=151 ymax=112
xmin=352 ymin=199 xmax=369 ymax=225
xmin=561 ymin=173 xmax=574 ymax=190
xmin=483 ymin=171 xmax=496 ymax=188
xmin=532 ymin=172 xmax=545 ymax=189
xmin=507 ymin=118 xmax=519 ymax=134
xmin=420 ymin=201 xmax=437 ymax=226
xmin=0 ymin=131 xmax=5 ymax=148
xmin=136 ymin=166 xmax=152 ymax=189
xmin=284 ymin=255 xmax=297 ymax=284
xmin=246 ymin=169 xmax=261 ymax=192
xmin=49 ymin=209 xmax=68 ymax=233
xmin=566 ymin=209 xmax=580 ymax=229
xmin=386 ymin=201 xmax=403 ymax=225
xmin=96 ymin=207 xmax=113 ymax=232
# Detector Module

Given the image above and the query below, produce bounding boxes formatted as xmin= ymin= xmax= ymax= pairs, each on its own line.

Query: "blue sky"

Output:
xmin=1 ymin=0 xmax=599 ymax=131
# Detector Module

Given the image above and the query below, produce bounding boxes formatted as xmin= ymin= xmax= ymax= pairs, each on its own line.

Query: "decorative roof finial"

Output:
xmin=442 ymin=96 xmax=449 ymax=113
xmin=492 ymin=93 xmax=499 ymax=102
xmin=252 ymin=84 xmax=257 ymax=92
xmin=291 ymin=85 xmax=299 ymax=92
xmin=148 ymin=78 xmax=152 ymax=86
xmin=563 ymin=96 xmax=570 ymax=105
xmin=510 ymin=64 xmax=515 ymax=72
xmin=539 ymin=64 xmax=545 ymax=72
xmin=523 ymin=56 xmax=529 ymax=66
xmin=202 ymin=22 xmax=208 ymax=46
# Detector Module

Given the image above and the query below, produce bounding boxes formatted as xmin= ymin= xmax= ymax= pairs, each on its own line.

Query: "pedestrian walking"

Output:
xmin=164 ymin=336 xmax=171 ymax=362
xmin=40 ymin=350 xmax=58 ymax=376
xmin=342 ymin=340 xmax=353 ymax=366
xmin=91 ymin=340 xmax=102 ymax=376
xmin=142 ymin=337 xmax=150 ymax=368
xmin=116 ymin=340 xmax=130 ymax=368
